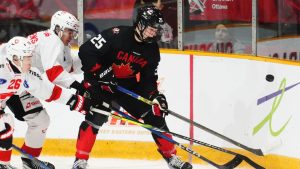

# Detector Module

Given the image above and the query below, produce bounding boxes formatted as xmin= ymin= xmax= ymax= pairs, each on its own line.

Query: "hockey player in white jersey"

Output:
xmin=6 ymin=11 xmax=84 ymax=169
xmin=3 ymin=11 xmax=87 ymax=169
xmin=0 ymin=37 xmax=93 ymax=169
xmin=28 ymin=11 xmax=83 ymax=84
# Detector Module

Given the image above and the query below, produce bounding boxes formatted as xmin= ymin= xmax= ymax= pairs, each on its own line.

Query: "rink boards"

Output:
xmin=12 ymin=49 xmax=300 ymax=169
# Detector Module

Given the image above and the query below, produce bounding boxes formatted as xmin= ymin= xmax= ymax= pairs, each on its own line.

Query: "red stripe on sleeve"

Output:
xmin=46 ymin=85 xmax=62 ymax=102
xmin=46 ymin=65 xmax=64 ymax=82
xmin=0 ymin=150 xmax=12 ymax=162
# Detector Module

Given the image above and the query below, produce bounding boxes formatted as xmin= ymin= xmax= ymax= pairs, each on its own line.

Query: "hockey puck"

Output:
xmin=266 ymin=74 xmax=274 ymax=82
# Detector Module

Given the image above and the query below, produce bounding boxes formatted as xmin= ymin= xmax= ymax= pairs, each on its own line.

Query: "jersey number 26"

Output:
xmin=7 ymin=79 xmax=22 ymax=90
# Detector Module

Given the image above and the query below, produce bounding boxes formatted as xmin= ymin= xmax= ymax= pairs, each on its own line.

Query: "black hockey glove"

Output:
xmin=83 ymin=82 xmax=106 ymax=106
xmin=0 ymin=122 xmax=13 ymax=149
xmin=67 ymin=95 xmax=94 ymax=115
xmin=70 ymin=81 xmax=86 ymax=96
xmin=149 ymin=93 xmax=168 ymax=116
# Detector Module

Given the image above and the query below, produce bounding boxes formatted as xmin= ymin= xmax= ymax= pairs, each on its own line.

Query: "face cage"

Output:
xmin=56 ymin=26 xmax=78 ymax=40
xmin=63 ymin=29 xmax=78 ymax=39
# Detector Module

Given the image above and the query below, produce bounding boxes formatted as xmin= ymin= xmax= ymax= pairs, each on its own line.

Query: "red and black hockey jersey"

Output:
xmin=78 ymin=26 xmax=160 ymax=98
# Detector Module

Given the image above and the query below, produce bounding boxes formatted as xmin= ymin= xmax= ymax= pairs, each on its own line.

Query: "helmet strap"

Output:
xmin=7 ymin=58 xmax=21 ymax=73
xmin=54 ymin=25 xmax=64 ymax=39
xmin=134 ymin=22 xmax=148 ymax=42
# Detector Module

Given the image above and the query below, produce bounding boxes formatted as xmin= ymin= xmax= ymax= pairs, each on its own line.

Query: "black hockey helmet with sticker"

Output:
xmin=134 ymin=6 xmax=165 ymax=43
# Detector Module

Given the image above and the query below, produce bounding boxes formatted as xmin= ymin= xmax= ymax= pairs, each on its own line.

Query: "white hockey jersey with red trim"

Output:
xmin=27 ymin=30 xmax=76 ymax=88
xmin=0 ymin=45 xmax=73 ymax=106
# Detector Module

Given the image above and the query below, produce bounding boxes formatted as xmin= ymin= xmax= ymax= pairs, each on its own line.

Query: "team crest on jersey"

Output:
xmin=23 ymin=80 xmax=29 ymax=88
xmin=0 ymin=78 xmax=7 ymax=85
xmin=112 ymin=63 xmax=134 ymax=78
xmin=112 ymin=28 xmax=120 ymax=34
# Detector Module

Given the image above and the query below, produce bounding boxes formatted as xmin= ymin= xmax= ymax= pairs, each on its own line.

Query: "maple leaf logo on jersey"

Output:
xmin=112 ymin=28 xmax=120 ymax=34
xmin=112 ymin=63 xmax=134 ymax=78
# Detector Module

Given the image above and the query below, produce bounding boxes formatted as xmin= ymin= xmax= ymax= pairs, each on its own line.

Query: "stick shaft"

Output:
xmin=91 ymin=107 xmax=243 ymax=169
xmin=116 ymin=85 xmax=263 ymax=156
xmin=12 ymin=144 xmax=50 ymax=169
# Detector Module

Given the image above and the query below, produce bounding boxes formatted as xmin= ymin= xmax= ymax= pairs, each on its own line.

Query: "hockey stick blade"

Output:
xmin=12 ymin=144 xmax=50 ymax=169
xmin=91 ymin=107 xmax=251 ymax=169
xmin=223 ymin=154 xmax=265 ymax=169
xmin=165 ymin=130 xmax=264 ymax=169
xmin=116 ymin=85 xmax=264 ymax=156
xmin=241 ymin=155 xmax=265 ymax=169
xmin=122 ymin=113 xmax=263 ymax=168
xmin=222 ymin=155 xmax=243 ymax=169
xmin=109 ymin=107 xmax=236 ymax=169
xmin=167 ymin=109 xmax=264 ymax=156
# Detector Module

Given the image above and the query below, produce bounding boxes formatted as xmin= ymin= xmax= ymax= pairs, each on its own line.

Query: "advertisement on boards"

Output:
xmin=258 ymin=37 xmax=300 ymax=61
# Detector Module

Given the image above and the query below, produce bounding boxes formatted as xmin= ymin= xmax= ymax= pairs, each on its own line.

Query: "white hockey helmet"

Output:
xmin=50 ymin=11 xmax=79 ymax=34
xmin=6 ymin=36 xmax=33 ymax=72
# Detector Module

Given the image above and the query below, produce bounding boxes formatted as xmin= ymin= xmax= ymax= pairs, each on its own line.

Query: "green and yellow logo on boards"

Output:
xmin=253 ymin=78 xmax=296 ymax=136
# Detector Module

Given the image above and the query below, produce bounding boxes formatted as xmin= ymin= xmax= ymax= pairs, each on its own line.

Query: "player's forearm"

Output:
xmin=45 ymin=65 xmax=76 ymax=88
xmin=27 ymin=77 xmax=74 ymax=105
xmin=45 ymin=85 xmax=73 ymax=104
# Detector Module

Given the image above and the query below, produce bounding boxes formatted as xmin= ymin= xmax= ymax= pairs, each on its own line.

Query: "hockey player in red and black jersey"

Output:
xmin=72 ymin=6 xmax=192 ymax=169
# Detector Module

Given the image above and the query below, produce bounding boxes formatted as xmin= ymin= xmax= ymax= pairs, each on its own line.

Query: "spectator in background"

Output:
xmin=0 ymin=0 xmax=42 ymax=19
xmin=134 ymin=0 xmax=178 ymax=48
xmin=209 ymin=24 xmax=246 ymax=54
xmin=0 ymin=0 xmax=44 ymax=44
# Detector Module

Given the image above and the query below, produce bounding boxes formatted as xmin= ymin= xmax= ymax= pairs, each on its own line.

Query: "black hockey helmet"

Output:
xmin=134 ymin=6 xmax=165 ymax=43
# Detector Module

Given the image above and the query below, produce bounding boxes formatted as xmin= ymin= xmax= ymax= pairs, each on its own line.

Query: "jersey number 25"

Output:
xmin=91 ymin=34 xmax=106 ymax=49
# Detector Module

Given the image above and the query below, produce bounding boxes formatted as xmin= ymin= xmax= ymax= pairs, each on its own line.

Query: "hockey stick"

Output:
xmin=12 ymin=144 xmax=50 ymax=169
xmin=116 ymin=85 xmax=264 ymax=156
xmin=91 ymin=107 xmax=264 ymax=169
xmin=92 ymin=107 xmax=243 ymax=169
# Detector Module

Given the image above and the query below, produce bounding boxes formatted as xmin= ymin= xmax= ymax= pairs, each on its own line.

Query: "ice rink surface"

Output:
xmin=11 ymin=155 xmax=215 ymax=169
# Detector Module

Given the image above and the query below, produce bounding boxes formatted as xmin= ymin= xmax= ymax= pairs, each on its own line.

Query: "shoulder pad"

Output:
xmin=103 ymin=26 xmax=125 ymax=37
xmin=111 ymin=27 xmax=121 ymax=35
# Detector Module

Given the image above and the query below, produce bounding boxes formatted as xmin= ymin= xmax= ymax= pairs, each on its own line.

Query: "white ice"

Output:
xmin=11 ymin=155 xmax=215 ymax=169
